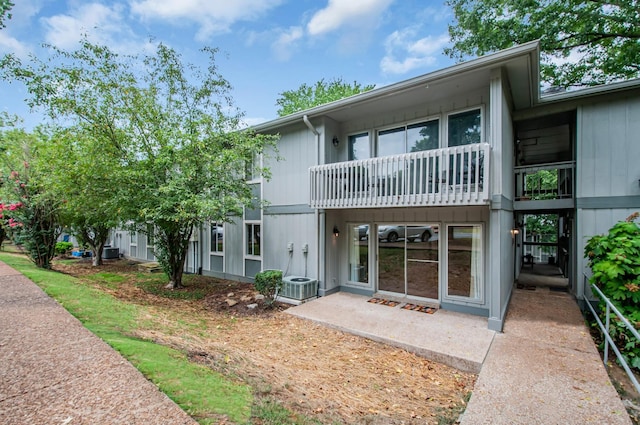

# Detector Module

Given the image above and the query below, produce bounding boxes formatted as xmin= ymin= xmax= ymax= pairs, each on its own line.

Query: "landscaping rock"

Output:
xmin=225 ymin=298 xmax=238 ymax=307
xmin=247 ymin=303 xmax=258 ymax=309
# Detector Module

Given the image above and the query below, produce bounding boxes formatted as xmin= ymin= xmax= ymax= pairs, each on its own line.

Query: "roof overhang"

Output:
xmin=537 ymin=77 xmax=640 ymax=105
xmin=252 ymin=40 xmax=541 ymax=133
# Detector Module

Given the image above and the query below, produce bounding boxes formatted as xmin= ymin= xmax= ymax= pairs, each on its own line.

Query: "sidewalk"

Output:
xmin=0 ymin=262 xmax=196 ymax=425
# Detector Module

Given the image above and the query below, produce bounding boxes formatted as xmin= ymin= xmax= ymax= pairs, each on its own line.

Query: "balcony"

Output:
xmin=310 ymin=143 xmax=490 ymax=209
xmin=514 ymin=161 xmax=575 ymax=210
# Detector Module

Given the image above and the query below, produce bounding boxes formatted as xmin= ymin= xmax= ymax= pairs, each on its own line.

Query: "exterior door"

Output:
xmin=377 ymin=224 xmax=439 ymax=300
xmin=406 ymin=225 xmax=439 ymax=299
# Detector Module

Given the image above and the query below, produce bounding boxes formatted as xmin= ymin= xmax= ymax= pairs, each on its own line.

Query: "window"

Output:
xmin=146 ymin=224 xmax=154 ymax=247
xmin=448 ymin=109 xmax=481 ymax=147
xmin=129 ymin=229 xmax=137 ymax=257
xmin=246 ymin=223 xmax=261 ymax=257
xmin=377 ymin=127 xmax=405 ymax=157
xmin=348 ymin=132 xmax=370 ymax=161
xmin=348 ymin=224 xmax=369 ymax=284
xmin=408 ymin=120 xmax=439 ymax=152
xmin=246 ymin=153 xmax=261 ymax=182
xmin=210 ymin=222 xmax=223 ymax=254
xmin=377 ymin=119 xmax=440 ymax=157
xmin=446 ymin=224 xmax=482 ymax=301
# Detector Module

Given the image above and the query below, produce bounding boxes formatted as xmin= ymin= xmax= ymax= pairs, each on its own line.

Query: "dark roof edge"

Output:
xmin=537 ymin=78 xmax=640 ymax=105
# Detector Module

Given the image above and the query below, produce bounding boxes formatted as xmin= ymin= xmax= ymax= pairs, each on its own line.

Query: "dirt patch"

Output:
xmin=53 ymin=257 xmax=476 ymax=424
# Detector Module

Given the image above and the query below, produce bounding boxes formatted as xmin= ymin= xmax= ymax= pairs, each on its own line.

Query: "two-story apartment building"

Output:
xmin=113 ymin=41 xmax=640 ymax=331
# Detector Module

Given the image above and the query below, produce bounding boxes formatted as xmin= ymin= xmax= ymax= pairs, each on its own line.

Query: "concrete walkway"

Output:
xmin=288 ymin=289 xmax=632 ymax=424
xmin=0 ymin=262 xmax=196 ymax=425
xmin=460 ymin=288 xmax=631 ymax=424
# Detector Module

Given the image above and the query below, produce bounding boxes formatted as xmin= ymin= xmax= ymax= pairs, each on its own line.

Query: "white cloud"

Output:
xmin=0 ymin=32 xmax=31 ymax=57
xmin=129 ymin=0 xmax=284 ymax=41
xmin=271 ymin=26 xmax=304 ymax=61
xmin=41 ymin=3 xmax=132 ymax=49
xmin=307 ymin=0 xmax=394 ymax=36
xmin=380 ymin=28 xmax=450 ymax=75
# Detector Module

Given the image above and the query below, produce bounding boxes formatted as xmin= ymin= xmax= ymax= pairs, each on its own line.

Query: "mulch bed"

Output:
xmin=51 ymin=257 xmax=476 ymax=424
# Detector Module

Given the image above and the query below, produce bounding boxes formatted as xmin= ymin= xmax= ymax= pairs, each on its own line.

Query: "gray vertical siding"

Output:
xmin=578 ymin=96 xmax=640 ymax=199
xmin=576 ymin=95 xmax=640 ymax=300
xmin=263 ymin=125 xmax=319 ymax=207
xmin=262 ymin=211 xmax=317 ymax=279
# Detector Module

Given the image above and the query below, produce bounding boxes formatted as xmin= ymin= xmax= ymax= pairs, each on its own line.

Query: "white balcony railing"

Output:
xmin=310 ymin=143 xmax=490 ymax=209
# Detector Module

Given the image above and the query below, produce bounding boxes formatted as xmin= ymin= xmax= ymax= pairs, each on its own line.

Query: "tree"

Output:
xmin=0 ymin=0 xmax=13 ymax=29
xmin=1 ymin=39 xmax=279 ymax=287
xmin=46 ymin=128 xmax=123 ymax=266
xmin=276 ymin=78 xmax=375 ymax=117
xmin=0 ymin=126 xmax=61 ymax=268
xmin=445 ymin=0 xmax=640 ymax=87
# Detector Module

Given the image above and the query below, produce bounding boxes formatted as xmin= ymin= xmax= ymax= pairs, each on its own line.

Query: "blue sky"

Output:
xmin=0 ymin=0 xmax=457 ymax=129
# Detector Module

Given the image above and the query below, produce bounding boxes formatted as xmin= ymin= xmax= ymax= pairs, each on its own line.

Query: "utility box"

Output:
xmin=281 ymin=276 xmax=318 ymax=301
xmin=102 ymin=247 xmax=119 ymax=259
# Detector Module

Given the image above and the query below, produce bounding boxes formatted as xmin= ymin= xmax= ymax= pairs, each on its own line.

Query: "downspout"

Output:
xmin=198 ymin=224 xmax=203 ymax=275
xmin=302 ymin=115 xmax=325 ymax=296
xmin=303 ymin=114 xmax=319 ymax=136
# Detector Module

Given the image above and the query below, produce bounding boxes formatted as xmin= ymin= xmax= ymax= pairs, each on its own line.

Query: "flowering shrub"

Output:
xmin=0 ymin=165 xmax=60 ymax=268
xmin=585 ymin=212 xmax=640 ymax=369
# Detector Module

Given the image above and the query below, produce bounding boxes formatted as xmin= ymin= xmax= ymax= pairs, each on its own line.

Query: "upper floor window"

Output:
xmin=245 ymin=153 xmax=261 ymax=182
xmin=408 ymin=120 xmax=439 ymax=152
xmin=348 ymin=133 xmax=370 ymax=161
xmin=377 ymin=127 xmax=405 ymax=157
xmin=447 ymin=109 xmax=482 ymax=147
xmin=377 ymin=118 xmax=440 ymax=157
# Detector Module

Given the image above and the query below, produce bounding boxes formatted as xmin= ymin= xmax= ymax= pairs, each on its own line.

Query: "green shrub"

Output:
xmin=585 ymin=212 xmax=640 ymax=368
xmin=55 ymin=241 xmax=74 ymax=256
xmin=253 ymin=269 xmax=283 ymax=307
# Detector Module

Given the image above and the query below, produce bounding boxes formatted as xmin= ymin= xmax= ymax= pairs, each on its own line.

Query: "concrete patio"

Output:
xmin=287 ymin=287 xmax=632 ymax=424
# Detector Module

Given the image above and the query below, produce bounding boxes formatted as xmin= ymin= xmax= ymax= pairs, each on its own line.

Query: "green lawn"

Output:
xmin=0 ymin=253 xmax=252 ymax=424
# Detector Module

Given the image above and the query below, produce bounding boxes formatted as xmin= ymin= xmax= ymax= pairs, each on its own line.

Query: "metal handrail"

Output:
xmin=583 ymin=273 xmax=640 ymax=394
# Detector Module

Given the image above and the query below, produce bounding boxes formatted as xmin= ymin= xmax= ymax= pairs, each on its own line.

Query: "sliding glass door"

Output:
xmin=377 ymin=224 xmax=439 ymax=300
xmin=407 ymin=225 xmax=439 ymax=298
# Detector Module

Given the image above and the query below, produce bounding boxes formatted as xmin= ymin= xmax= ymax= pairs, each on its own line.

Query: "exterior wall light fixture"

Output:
xmin=333 ymin=225 xmax=340 ymax=237
xmin=332 ymin=136 xmax=340 ymax=147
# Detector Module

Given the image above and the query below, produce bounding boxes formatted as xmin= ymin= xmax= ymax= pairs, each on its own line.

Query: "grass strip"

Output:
xmin=0 ymin=252 xmax=252 ymax=424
